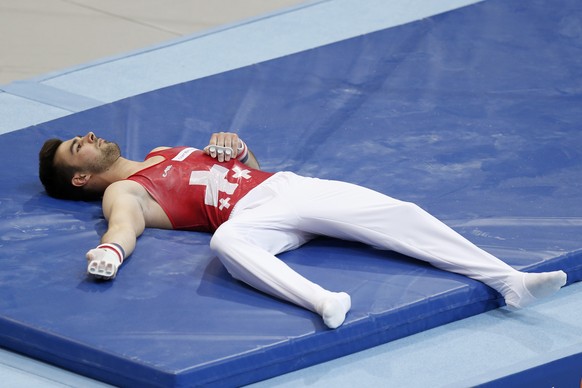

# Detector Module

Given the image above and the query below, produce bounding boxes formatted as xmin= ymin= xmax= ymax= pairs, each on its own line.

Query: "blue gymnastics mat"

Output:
xmin=1 ymin=0 xmax=582 ymax=386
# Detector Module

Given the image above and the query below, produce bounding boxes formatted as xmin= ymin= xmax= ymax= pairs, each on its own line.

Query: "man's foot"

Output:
xmin=317 ymin=292 xmax=352 ymax=329
xmin=504 ymin=270 xmax=567 ymax=309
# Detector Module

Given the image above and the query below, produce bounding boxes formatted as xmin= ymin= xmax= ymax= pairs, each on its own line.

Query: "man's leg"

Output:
xmin=288 ymin=175 xmax=567 ymax=308
xmin=210 ymin=193 xmax=351 ymax=329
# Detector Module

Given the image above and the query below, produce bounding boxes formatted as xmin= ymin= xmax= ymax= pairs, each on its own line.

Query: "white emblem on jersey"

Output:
xmin=232 ymin=166 xmax=251 ymax=180
xmin=172 ymin=147 xmax=197 ymax=162
xmin=162 ymin=165 xmax=173 ymax=177
xmin=219 ymin=198 xmax=231 ymax=210
xmin=189 ymin=165 xmax=238 ymax=209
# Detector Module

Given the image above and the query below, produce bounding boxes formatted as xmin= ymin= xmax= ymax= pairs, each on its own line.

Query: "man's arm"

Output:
xmin=101 ymin=184 xmax=146 ymax=256
xmin=244 ymin=149 xmax=260 ymax=170
xmin=86 ymin=182 xmax=146 ymax=279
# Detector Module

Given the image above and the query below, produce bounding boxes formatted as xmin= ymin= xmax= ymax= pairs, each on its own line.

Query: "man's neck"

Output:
xmin=94 ymin=156 xmax=159 ymax=187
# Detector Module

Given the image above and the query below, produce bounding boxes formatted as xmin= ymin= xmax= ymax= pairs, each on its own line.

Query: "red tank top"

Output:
xmin=127 ymin=147 xmax=274 ymax=232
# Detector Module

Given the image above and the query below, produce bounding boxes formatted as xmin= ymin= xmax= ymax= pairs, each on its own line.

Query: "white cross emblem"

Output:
xmin=189 ymin=165 xmax=238 ymax=208
xmin=232 ymin=166 xmax=251 ymax=180
xmin=219 ymin=198 xmax=231 ymax=210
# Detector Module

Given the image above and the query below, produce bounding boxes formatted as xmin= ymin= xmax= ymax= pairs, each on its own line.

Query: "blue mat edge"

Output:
xmin=2 ymin=252 xmax=580 ymax=387
xmin=175 ymin=252 xmax=582 ymax=386
xmin=194 ymin=259 xmax=582 ymax=387
xmin=481 ymin=352 xmax=582 ymax=387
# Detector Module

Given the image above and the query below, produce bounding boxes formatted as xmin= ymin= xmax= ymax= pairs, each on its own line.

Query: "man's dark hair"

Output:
xmin=38 ymin=139 xmax=101 ymax=201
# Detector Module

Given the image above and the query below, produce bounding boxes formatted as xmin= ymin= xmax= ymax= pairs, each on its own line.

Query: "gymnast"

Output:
xmin=38 ymin=131 xmax=567 ymax=329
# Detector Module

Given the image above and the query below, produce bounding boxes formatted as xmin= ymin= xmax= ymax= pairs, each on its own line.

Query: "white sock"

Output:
xmin=317 ymin=292 xmax=352 ymax=329
xmin=504 ymin=270 xmax=567 ymax=309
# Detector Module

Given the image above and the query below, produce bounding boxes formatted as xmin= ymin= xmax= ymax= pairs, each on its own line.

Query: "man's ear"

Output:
xmin=72 ymin=172 xmax=91 ymax=187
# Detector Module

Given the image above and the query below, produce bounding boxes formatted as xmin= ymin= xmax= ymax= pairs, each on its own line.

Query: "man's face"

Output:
xmin=55 ymin=132 xmax=121 ymax=175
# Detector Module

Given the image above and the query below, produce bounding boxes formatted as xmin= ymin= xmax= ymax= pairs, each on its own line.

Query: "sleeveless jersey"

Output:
xmin=127 ymin=147 xmax=274 ymax=232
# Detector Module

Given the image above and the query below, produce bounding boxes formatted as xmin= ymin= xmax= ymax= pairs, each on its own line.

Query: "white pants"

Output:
xmin=210 ymin=172 xmax=522 ymax=314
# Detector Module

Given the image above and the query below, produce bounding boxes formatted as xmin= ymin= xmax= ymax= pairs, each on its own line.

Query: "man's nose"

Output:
xmin=84 ymin=132 xmax=96 ymax=143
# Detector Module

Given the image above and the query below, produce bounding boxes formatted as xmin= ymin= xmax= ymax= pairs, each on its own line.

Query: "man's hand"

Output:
xmin=204 ymin=132 xmax=246 ymax=162
xmin=86 ymin=244 xmax=124 ymax=280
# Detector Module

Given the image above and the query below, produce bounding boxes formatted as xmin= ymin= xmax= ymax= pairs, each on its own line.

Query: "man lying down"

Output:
xmin=38 ymin=131 xmax=567 ymax=329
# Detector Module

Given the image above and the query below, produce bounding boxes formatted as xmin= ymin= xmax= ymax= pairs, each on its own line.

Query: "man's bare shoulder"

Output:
xmin=102 ymin=181 xmax=147 ymax=214
xmin=104 ymin=179 xmax=146 ymax=197
xmin=102 ymin=180 xmax=172 ymax=228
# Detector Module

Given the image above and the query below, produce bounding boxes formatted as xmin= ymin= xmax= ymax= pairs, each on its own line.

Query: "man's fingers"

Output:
xmin=205 ymin=132 xmax=239 ymax=161
xmin=204 ymin=145 xmax=234 ymax=161
xmin=223 ymin=135 xmax=235 ymax=161
xmin=217 ymin=147 xmax=225 ymax=162
xmin=206 ymin=133 xmax=219 ymax=158
xmin=223 ymin=145 xmax=232 ymax=161
xmin=87 ymin=258 xmax=117 ymax=280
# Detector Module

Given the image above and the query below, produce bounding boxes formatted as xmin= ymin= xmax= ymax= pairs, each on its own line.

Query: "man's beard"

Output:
xmin=87 ymin=141 xmax=121 ymax=174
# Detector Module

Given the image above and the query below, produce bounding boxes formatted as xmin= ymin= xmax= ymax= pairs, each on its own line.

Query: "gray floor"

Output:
xmin=0 ymin=0 xmax=307 ymax=85
xmin=1 ymin=0 xmax=581 ymax=386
